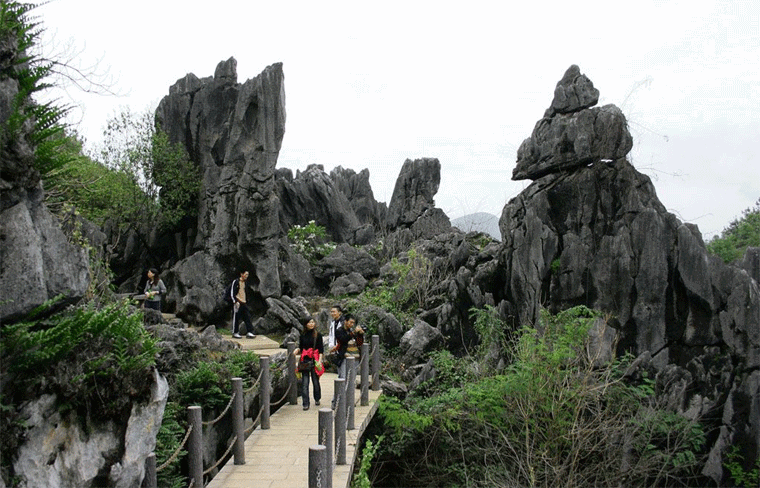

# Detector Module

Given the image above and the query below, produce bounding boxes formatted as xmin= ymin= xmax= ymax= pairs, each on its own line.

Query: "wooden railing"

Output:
xmin=141 ymin=335 xmax=381 ymax=488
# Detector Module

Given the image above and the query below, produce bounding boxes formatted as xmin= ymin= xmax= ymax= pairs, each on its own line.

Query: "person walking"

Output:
xmin=229 ymin=270 xmax=256 ymax=339
xmin=293 ymin=318 xmax=324 ymax=410
xmin=143 ymin=268 xmax=167 ymax=311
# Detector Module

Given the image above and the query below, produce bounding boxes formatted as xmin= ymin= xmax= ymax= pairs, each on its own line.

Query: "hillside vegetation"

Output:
xmin=707 ymin=199 xmax=760 ymax=263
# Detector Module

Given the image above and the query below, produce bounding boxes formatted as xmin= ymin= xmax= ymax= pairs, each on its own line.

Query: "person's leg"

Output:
xmin=232 ymin=307 xmax=240 ymax=336
xmin=240 ymin=304 xmax=255 ymax=337
xmin=301 ymin=371 xmax=310 ymax=409
xmin=312 ymin=369 xmax=321 ymax=405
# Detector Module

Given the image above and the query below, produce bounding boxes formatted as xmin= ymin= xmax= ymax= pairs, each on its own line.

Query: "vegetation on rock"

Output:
xmin=287 ymin=220 xmax=336 ymax=263
xmin=707 ymin=198 xmax=760 ymax=263
xmin=0 ymin=299 xmax=159 ymax=476
xmin=365 ymin=306 xmax=708 ymax=487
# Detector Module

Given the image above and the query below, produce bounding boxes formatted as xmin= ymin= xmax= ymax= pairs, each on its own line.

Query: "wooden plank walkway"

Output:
xmin=206 ymin=369 xmax=381 ymax=488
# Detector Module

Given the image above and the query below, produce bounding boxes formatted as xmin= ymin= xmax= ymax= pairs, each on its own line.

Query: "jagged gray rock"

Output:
xmin=386 ymin=158 xmax=442 ymax=228
xmin=739 ymin=246 xmax=760 ymax=283
xmin=13 ymin=371 xmax=168 ymax=488
xmin=329 ymin=166 xmax=387 ymax=235
xmin=258 ymin=296 xmax=310 ymax=333
xmin=399 ymin=318 xmax=445 ymax=367
xmin=498 ymin=65 xmax=760 ymax=485
xmin=329 ymin=272 xmax=368 ymax=296
xmin=312 ymin=244 xmax=380 ymax=287
xmin=513 ymin=65 xmax=632 ymax=181
xmin=544 ymin=64 xmax=600 ymax=117
xmin=156 ymin=58 xmax=286 ymax=305
xmin=0 ymin=191 xmax=90 ymax=322
xmin=0 ymin=70 xmax=90 ymax=322
xmin=355 ymin=305 xmax=405 ymax=348
xmin=164 ymin=251 xmax=227 ymax=325
xmin=277 ymin=239 xmax=318 ymax=297
xmin=276 ymin=165 xmax=361 ymax=244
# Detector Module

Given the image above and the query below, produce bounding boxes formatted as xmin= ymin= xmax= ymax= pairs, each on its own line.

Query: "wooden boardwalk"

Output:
xmin=206 ymin=336 xmax=382 ymax=488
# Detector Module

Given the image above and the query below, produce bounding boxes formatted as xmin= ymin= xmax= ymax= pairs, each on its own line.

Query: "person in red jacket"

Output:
xmin=293 ymin=318 xmax=324 ymax=410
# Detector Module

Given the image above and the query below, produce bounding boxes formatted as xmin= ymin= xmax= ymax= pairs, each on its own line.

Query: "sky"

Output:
xmin=38 ymin=0 xmax=760 ymax=240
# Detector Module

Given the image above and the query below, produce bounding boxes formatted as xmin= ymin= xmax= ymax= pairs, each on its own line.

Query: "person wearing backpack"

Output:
xmin=226 ymin=270 xmax=256 ymax=339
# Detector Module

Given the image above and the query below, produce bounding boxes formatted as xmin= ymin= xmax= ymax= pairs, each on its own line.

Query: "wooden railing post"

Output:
xmin=360 ymin=342 xmax=369 ymax=406
xmin=308 ymin=445 xmax=327 ymax=488
xmin=260 ymin=356 xmax=271 ymax=429
xmin=318 ymin=408 xmax=334 ymax=488
xmin=232 ymin=377 xmax=245 ymax=464
xmin=334 ymin=378 xmax=346 ymax=465
xmin=187 ymin=406 xmax=203 ymax=488
xmin=142 ymin=452 xmax=156 ymax=488
xmin=345 ymin=356 xmax=356 ymax=430
xmin=287 ymin=341 xmax=298 ymax=405
xmin=371 ymin=335 xmax=380 ymax=391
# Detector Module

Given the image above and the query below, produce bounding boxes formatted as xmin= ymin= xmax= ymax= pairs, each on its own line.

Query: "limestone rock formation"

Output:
xmin=399 ymin=318 xmax=445 ymax=367
xmin=0 ymin=55 xmax=89 ymax=323
xmin=513 ymin=64 xmax=633 ymax=181
xmin=330 ymin=166 xmax=386 ymax=243
xmin=13 ymin=371 xmax=168 ymax=488
xmin=498 ymin=65 xmax=760 ymax=484
xmin=156 ymin=58 xmax=286 ymax=307
xmin=276 ymin=164 xmax=361 ymax=244
xmin=312 ymin=243 xmax=380 ymax=289
xmin=386 ymin=158 xmax=446 ymax=229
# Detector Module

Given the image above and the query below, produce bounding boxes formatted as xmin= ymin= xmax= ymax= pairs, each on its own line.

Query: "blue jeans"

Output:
xmin=301 ymin=368 xmax=321 ymax=407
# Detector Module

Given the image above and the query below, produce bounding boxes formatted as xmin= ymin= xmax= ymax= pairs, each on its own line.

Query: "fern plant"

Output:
xmin=0 ymin=1 xmax=71 ymax=177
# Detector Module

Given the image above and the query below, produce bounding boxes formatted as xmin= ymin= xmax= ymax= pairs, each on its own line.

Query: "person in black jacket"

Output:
xmin=229 ymin=270 xmax=256 ymax=339
xmin=293 ymin=318 xmax=324 ymax=410
xmin=330 ymin=314 xmax=363 ymax=409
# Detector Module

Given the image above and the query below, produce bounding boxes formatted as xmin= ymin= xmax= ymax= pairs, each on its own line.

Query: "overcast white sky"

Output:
xmin=39 ymin=0 xmax=760 ymax=239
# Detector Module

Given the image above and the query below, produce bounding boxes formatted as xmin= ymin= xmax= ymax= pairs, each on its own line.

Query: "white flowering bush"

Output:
xmin=287 ymin=220 xmax=336 ymax=263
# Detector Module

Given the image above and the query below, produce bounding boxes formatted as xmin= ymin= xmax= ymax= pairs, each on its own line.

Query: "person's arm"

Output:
xmin=158 ymin=280 xmax=167 ymax=295
xmin=317 ymin=334 xmax=325 ymax=355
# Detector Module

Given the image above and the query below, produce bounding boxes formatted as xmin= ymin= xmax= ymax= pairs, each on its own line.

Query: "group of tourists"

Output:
xmin=141 ymin=268 xmax=364 ymax=411
xmin=293 ymin=304 xmax=364 ymax=410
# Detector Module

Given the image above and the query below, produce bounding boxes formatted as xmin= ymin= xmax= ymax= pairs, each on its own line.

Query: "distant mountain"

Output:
xmin=451 ymin=212 xmax=500 ymax=240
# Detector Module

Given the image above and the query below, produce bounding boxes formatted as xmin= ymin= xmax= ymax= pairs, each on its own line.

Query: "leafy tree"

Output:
xmin=91 ymin=107 xmax=200 ymax=233
xmin=707 ymin=199 xmax=760 ymax=263
xmin=43 ymin=131 xmax=146 ymax=223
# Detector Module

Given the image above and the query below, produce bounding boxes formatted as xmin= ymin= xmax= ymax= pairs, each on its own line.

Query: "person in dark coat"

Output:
xmin=293 ymin=317 xmax=324 ymax=410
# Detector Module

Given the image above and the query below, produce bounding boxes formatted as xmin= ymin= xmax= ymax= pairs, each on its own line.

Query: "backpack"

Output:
xmin=223 ymin=279 xmax=236 ymax=304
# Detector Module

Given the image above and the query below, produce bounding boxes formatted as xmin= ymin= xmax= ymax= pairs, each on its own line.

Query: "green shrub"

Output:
xmin=371 ymin=306 xmax=706 ymax=487
xmin=287 ymin=220 xmax=336 ymax=264
xmin=724 ymin=445 xmax=760 ymax=488
xmin=154 ymin=402 xmax=187 ymax=488
xmin=172 ymin=350 xmax=258 ymax=413
xmin=1 ymin=299 xmax=158 ymax=413
xmin=352 ymin=435 xmax=383 ymax=488
xmin=707 ymin=199 xmax=760 ymax=263
xmin=0 ymin=1 xmax=70 ymax=177
xmin=0 ymin=299 xmax=160 ymax=478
